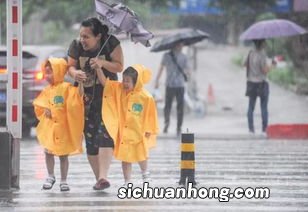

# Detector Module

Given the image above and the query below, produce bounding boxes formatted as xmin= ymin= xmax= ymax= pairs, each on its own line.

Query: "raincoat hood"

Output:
xmin=131 ymin=64 xmax=152 ymax=91
xmin=42 ymin=58 xmax=67 ymax=85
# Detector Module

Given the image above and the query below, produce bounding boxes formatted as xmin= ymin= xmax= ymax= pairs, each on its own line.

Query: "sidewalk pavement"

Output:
xmin=121 ymin=40 xmax=308 ymax=140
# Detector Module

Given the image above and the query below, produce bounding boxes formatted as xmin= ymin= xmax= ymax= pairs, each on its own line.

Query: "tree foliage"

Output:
xmin=23 ymin=0 xmax=94 ymax=26
xmin=207 ymin=0 xmax=277 ymax=44
xmin=0 ymin=0 xmax=173 ymax=42
xmin=209 ymin=0 xmax=276 ymax=18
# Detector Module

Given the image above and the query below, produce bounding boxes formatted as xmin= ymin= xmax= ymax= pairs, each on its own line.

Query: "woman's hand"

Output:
xmin=91 ymin=58 xmax=107 ymax=86
xmin=73 ymin=69 xmax=87 ymax=83
xmin=68 ymin=56 xmax=86 ymax=83
xmin=90 ymin=57 xmax=104 ymax=71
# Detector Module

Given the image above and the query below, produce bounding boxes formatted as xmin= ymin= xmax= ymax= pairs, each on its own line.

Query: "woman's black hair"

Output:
xmin=123 ymin=67 xmax=138 ymax=86
xmin=253 ymin=39 xmax=265 ymax=49
xmin=81 ymin=17 xmax=109 ymax=37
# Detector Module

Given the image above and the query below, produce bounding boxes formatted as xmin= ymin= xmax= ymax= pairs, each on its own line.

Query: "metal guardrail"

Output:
xmin=0 ymin=127 xmax=8 ymax=132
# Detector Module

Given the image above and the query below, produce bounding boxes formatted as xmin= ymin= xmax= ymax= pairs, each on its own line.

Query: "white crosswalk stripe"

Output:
xmin=1 ymin=137 xmax=308 ymax=211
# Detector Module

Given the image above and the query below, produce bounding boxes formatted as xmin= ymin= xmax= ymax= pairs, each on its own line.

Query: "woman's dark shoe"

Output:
xmin=93 ymin=178 xmax=110 ymax=190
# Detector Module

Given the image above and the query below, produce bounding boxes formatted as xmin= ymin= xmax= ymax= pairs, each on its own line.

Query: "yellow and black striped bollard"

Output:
xmin=179 ymin=132 xmax=196 ymax=186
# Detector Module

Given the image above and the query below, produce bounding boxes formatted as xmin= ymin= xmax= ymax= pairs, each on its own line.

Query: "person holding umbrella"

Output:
xmin=155 ymin=42 xmax=189 ymax=136
xmin=67 ymin=17 xmax=124 ymax=190
xmin=244 ymin=39 xmax=276 ymax=134
xmin=240 ymin=19 xmax=306 ymax=135
xmin=152 ymin=29 xmax=208 ymax=136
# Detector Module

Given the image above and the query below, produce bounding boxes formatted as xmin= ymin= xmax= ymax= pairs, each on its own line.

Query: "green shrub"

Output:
xmin=231 ymin=54 xmax=245 ymax=68
xmin=268 ymin=67 xmax=295 ymax=87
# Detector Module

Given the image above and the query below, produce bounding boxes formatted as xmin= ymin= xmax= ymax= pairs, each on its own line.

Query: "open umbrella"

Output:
xmin=240 ymin=19 xmax=307 ymax=40
xmin=95 ymin=0 xmax=153 ymax=50
xmin=150 ymin=29 xmax=209 ymax=52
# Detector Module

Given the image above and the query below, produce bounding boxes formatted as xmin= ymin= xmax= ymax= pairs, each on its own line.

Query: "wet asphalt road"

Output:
xmin=0 ymin=135 xmax=308 ymax=211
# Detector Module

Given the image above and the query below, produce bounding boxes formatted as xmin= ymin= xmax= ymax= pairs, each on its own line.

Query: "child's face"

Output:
xmin=45 ymin=65 xmax=54 ymax=84
xmin=122 ymin=75 xmax=134 ymax=92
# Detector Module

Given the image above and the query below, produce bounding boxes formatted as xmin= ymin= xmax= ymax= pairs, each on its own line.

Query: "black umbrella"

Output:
xmin=151 ymin=29 xmax=210 ymax=52
xmin=95 ymin=0 xmax=154 ymax=51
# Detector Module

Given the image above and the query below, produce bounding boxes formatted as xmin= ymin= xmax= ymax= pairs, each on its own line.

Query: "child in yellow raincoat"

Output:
xmin=98 ymin=64 xmax=159 ymax=184
xmin=33 ymin=58 xmax=84 ymax=191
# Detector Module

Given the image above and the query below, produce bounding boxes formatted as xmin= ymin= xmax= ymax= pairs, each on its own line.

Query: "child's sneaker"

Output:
xmin=142 ymin=171 xmax=151 ymax=183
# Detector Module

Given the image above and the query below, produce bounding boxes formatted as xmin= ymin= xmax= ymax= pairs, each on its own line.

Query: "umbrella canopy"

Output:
xmin=240 ymin=19 xmax=307 ymax=40
xmin=95 ymin=0 xmax=153 ymax=47
xmin=151 ymin=29 xmax=210 ymax=52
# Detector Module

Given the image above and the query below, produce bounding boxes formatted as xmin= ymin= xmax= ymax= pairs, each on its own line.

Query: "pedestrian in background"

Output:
xmin=97 ymin=64 xmax=159 ymax=185
xmin=244 ymin=39 xmax=276 ymax=134
xmin=33 ymin=58 xmax=84 ymax=192
xmin=155 ymin=42 xmax=189 ymax=136
xmin=67 ymin=17 xmax=124 ymax=190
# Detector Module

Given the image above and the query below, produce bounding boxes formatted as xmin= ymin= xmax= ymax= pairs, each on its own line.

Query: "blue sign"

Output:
xmin=272 ymin=0 xmax=292 ymax=13
xmin=168 ymin=0 xmax=291 ymax=15
xmin=169 ymin=0 xmax=221 ymax=15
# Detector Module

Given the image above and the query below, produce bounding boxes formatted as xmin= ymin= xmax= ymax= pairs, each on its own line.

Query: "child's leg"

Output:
xmin=42 ymin=151 xmax=56 ymax=189
xmin=59 ymin=155 xmax=69 ymax=182
xmin=138 ymin=160 xmax=148 ymax=173
xmin=45 ymin=151 xmax=55 ymax=177
xmin=59 ymin=155 xmax=70 ymax=191
xmin=138 ymin=160 xmax=151 ymax=182
xmin=122 ymin=162 xmax=132 ymax=183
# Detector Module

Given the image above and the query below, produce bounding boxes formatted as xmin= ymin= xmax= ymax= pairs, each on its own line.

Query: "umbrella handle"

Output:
xmin=96 ymin=34 xmax=112 ymax=58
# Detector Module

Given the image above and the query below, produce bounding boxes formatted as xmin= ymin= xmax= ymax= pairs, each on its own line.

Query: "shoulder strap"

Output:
xmin=169 ymin=51 xmax=188 ymax=81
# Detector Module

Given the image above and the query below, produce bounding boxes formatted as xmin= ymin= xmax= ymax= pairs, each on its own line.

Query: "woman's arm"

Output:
xmin=67 ymin=56 xmax=87 ymax=83
xmin=262 ymin=62 xmax=276 ymax=74
xmin=261 ymin=57 xmax=277 ymax=74
xmin=92 ymin=57 xmax=107 ymax=86
xmin=91 ymin=44 xmax=124 ymax=74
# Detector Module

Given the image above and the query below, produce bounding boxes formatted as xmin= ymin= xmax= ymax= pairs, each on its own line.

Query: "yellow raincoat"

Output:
xmin=102 ymin=64 xmax=159 ymax=162
xmin=33 ymin=58 xmax=84 ymax=156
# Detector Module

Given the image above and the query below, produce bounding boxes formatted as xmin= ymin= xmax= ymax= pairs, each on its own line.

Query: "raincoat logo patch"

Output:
xmin=54 ymin=95 xmax=64 ymax=106
xmin=132 ymin=103 xmax=143 ymax=115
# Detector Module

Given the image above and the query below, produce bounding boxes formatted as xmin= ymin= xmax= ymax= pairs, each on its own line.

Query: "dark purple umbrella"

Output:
xmin=151 ymin=29 xmax=209 ymax=52
xmin=240 ymin=19 xmax=307 ymax=40
xmin=95 ymin=0 xmax=153 ymax=48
